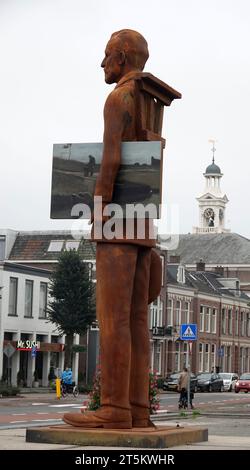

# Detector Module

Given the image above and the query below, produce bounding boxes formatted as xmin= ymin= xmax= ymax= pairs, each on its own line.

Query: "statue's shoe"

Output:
xmin=79 ymin=408 xmax=155 ymax=428
xmin=132 ymin=418 xmax=156 ymax=428
xmin=63 ymin=408 xmax=132 ymax=429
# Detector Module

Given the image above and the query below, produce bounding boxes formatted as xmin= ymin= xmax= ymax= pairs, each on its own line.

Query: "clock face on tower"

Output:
xmin=204 ymin=208 xmax=214 ymax=220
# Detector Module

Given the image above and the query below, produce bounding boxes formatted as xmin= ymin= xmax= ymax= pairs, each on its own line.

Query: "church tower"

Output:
xmin=193 ymin=142 xmax=230 ymax=234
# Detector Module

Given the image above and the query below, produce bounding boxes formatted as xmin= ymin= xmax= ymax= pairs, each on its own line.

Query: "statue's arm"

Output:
xmin=94 ymin=89 xmax=129 ymax=203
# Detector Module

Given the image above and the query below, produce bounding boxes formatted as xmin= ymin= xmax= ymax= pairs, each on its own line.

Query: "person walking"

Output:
xmin=178 ymin=367 xmax=194 ymax=409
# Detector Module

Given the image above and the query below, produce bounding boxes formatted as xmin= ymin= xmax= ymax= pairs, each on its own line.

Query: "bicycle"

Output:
xmin=178 ymin=389 xmax=188 ymax=409
xmin=178 ymin=389 xmax=194 ymax=409
xmin=61 ymin=381 xmax=79 ymax=398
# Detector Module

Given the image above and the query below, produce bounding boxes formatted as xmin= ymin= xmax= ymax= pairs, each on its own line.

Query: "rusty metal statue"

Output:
xmin=63 ymin=29 xmax=180 ymax=429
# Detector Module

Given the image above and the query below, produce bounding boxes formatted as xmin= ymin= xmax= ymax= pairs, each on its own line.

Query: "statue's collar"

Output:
xmin=115 ymin=71 xmax=143 ymax=88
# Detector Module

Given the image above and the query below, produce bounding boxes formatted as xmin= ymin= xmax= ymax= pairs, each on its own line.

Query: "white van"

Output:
xmin=219 ymin=373 xmax=239 ymax=391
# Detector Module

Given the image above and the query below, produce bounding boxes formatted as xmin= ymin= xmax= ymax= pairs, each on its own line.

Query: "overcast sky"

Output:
xmin=0 ymin=0 xmax=250 ymax=238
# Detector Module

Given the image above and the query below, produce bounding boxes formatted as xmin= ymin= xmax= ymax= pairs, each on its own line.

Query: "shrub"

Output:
xmin=156 ymin=377 xmax=164 ymax=390
xmin=85 ymin=368 xmax=160 ymax=414
xmin=149 ymin=370 xmax=160 ymax=414
xmin=0 ymin=386 xmax=20 ymax=397
xmin=86 ymin=368 xmax=101 ymax=411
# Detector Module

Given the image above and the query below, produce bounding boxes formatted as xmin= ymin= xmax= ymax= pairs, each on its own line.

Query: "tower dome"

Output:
xmin=205 ymin=160 xmax=221 ymax=175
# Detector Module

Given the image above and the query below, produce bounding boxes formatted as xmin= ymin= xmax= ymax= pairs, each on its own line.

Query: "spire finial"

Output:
xmin=208 ymin=138 xmax=217 ymax=163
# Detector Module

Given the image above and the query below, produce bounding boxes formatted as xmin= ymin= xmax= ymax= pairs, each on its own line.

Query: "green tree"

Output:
xmin=48 ymin=250 xmax=96 ymax=367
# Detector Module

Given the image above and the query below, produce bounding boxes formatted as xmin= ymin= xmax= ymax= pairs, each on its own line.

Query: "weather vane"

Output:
xmin=208 ymin=138 xmax=217 ymax=163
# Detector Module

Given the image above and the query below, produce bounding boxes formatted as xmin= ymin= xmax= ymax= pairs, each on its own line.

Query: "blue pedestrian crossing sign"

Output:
xmin=180 ymin=323 xmax=197 ymax=341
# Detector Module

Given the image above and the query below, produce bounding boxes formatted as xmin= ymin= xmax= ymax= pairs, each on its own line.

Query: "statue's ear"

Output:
xmin=118 ymin=51 xmax=126 ymax=65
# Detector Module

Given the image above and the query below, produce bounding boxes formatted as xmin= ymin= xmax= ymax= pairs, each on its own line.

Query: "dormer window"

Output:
xmin=47 ymin=240 xmax=64 ymax=252
xmin=65 ymin=240 xmax=80 ymax=251
xmin=177 ymin=265 xmax=185 ymax=284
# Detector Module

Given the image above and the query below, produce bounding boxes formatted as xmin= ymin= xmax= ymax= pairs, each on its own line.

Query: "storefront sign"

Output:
xmin=16 ymin=340 xmax=40 ymax=351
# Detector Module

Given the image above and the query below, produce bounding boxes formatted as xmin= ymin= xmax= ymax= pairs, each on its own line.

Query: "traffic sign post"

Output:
xmin=180 ymin=323 xmax=197 ymax=341
xmin=179 ymin=324 xmax=197 ymax=410
xmin=3 ymin=343 xmax=15 ymax=386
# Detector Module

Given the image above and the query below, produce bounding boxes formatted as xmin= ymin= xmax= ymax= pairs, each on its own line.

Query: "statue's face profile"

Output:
xmin=101 ymin=30 xmax=149 ymax=85
xmin=101 ymin=37 xmax=123 ymax=84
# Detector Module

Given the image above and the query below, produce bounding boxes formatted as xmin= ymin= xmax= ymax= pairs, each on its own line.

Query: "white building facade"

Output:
xmin=0 ymin=261 xmax=79 ymax=387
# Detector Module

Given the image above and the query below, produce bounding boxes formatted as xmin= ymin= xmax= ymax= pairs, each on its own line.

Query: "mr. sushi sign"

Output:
xmin=16 ymin=340 xmax=40 ymax=351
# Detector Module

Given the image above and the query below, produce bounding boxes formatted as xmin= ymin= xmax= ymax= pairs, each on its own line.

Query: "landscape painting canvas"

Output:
xmin=50 ymin=141 xmax=161 ymax=219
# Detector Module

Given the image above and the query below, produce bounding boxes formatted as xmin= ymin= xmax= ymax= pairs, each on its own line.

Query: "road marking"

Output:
xmin=31 ymin=419 xmax=62 ymax=422
xmin=49 ymin=404 xmax=79 ymax=408
xmin=10 ymin=420 xmax=27 ymax=424
xmin=37 ymin=412 xmax=49 ymax=415
xmin=12 ymin=413 xmax=26 ymax=416
xmin=31 ymin=403 xmax=47 ymax=406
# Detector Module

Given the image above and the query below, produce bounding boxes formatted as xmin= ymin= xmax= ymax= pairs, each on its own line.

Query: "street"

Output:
xmin=0 ymin=391 xmax=250 ymax=429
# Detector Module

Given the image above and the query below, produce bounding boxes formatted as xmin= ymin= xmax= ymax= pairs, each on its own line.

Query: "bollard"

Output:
xmin=56 ymin=378 xmax=61 ymax=399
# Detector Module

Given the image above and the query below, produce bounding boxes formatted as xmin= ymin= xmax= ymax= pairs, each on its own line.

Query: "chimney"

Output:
xmin=169 ymin=255 xmax=180 ymax=263
xmin=215 ymin=266 xmax=224 ymax=276
xmin=196 ymin=259 xmax=205 ymax=271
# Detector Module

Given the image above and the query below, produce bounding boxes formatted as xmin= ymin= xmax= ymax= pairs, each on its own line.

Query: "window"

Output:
xmin=175 ymin=342 xmax=180 ymax=371
xmin=39 ymin=282 xmax=47 ymax=319
xmin=205 ymin=307 xmax=211 ymax=332
xmin=149 ymin=297 xmax=162 ymax=329
xmin=177 ymin=265 xmax=185 ymax=284
xmin=204 ymin=343 xmax=210 ymax=372
xmin=246 ymin=348 xmax=250 ymax=371
xmin=241 ymin=312 xmax=245 ymax=336
xmin=235 ymin=309 xmax=239 ymax=336
xmin=153 ymin=341 xmax=162 ymax=374
xmin=47 ymin=240 xmax=64 ymax=252
xmin=221 ymin=308 xmax=226 ymax=335
xmin=198 ymin=343 xmax=203 ymax=372
xmin=175 ymin=300 xmax=181 ymax=328
xmin=228 ymin=309 xmax=232 ymax=335
xmin=160 ymin=255 xmax=164 ymax=286
xmin=225 ymin=346 xmax=231 ymax=371
xmin=183 ymin=302 xmax=189 ymax=324
xmin=24 ymin=280 xmax=33 ymax=317
xmin=8 ymin=277 xmax=18 ymax=316
xmin=247 ymin=313 xmax=250 ymax=337
xmin=0 ymin=235 xmax=5 ymax=260
xmin=167 ymin=298 xmax=173 ymax=326
xmin=211 ymin=308 xmax=217 ymax=333
xmin=211 ymin=344 xmax=216 ymax=370
xmin=240 ymin=347 xmax=245 ymax=374
xmin=200 ymin=306 xmax=204 ymax=332
xmin=65 ymin=240 xmax=80 ymax=251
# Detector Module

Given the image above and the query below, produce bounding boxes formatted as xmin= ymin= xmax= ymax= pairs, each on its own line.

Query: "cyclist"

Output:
xmin=61 ymin=367 xmax=73 ymax=393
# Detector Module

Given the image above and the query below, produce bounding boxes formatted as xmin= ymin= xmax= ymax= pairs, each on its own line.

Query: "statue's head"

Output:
xmin=101 ymin=29 xmax=149 ymax=84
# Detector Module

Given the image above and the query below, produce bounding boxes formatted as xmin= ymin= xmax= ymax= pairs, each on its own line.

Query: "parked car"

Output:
xmin=162 ymin=372 xmax=198 ymax=392
xmin=234 ymin=373 xmax=250 ymax=393
xmin=219 ymin=373 xmax=239 ymax=392
xmin=196 ymin=373 xmax=224 ymax=392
